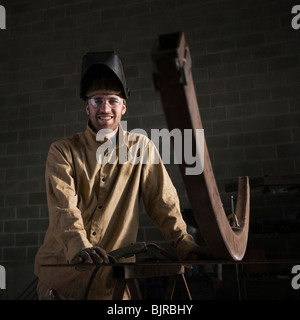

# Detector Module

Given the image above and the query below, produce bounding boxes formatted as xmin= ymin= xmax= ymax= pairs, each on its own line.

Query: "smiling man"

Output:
xmin=34 ymin=52 xmax=210 ymax=300
xmin=82 ymin=58 xmax=127 ymax=134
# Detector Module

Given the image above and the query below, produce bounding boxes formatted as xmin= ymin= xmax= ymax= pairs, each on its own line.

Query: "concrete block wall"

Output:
xmin=0 ymin=0 xmax=300 ymax=298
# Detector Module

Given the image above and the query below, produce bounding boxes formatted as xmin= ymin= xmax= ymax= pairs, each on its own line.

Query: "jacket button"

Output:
xmin=92 ymin=231 xmax=97 ymax=236
xmin=98 ymin=205 xmax=102 ymax=209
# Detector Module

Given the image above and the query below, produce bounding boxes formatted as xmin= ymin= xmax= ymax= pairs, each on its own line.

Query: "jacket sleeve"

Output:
xmin=45 ymin=142 xmax=92 ymax=263
xmin=140 ymin=139 xmax=200 ymax=260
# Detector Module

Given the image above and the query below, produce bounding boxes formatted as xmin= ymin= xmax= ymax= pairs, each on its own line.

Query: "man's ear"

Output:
xmin=86 ymin=104 xmax=90 ymax=115
xmin=121 ymin=104 xmax=126 ymax=116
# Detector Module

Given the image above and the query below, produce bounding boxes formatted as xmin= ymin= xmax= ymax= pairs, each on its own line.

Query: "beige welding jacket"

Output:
xmin=34 ymin=123 xmax=200 ymax=300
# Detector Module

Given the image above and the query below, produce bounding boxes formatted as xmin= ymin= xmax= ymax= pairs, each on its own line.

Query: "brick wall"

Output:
xmin=0 ymin=0 xmax=300 ymax=298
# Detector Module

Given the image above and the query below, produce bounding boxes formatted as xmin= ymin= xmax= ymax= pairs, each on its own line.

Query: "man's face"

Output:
xmin=86 ymin=94 xmax=126 ymax=133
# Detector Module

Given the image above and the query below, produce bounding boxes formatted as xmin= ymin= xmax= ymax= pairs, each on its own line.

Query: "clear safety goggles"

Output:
xmin=87 ymin=95 xmax=123 ymax=108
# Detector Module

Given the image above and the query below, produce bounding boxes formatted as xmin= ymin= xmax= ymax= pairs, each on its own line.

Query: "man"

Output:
xmin=34 ymin=52 xmax=209 ymax=300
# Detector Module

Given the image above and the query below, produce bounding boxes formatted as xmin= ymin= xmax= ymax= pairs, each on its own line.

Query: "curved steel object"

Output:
xmin=151 ymin=32 xmax=250 ymax=260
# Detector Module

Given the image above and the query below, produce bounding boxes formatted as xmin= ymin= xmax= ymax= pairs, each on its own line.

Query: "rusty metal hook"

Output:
xmin=151 ymin=31 xmax=250 ymax=261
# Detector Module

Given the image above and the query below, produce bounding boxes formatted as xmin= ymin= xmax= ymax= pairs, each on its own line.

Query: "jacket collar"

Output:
xmin=85 ymin=121 xmax=129 ymax=151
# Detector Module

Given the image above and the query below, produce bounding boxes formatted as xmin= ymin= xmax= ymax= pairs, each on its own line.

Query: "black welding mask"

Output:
xmin=80 ymin=51 xmax=130 ymax=100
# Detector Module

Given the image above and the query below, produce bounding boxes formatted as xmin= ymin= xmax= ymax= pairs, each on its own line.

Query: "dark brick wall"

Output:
xmin=0 ymin=0 xmax=300 ymax=298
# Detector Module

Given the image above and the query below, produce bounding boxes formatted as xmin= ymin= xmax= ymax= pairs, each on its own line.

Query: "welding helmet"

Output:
xmin=80 ymin=51 xmax=130 ymax=100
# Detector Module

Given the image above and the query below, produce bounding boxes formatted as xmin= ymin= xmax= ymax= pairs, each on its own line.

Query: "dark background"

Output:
xmin=0 ymin=0 xmax=299 ymax=300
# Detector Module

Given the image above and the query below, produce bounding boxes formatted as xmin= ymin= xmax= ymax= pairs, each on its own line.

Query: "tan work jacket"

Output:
xmin=34 ymin=123 xmax=200 ymax=299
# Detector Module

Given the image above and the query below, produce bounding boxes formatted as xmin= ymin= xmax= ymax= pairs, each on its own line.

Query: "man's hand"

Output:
xmin=71 ymin=247 xmax=110 ymax=271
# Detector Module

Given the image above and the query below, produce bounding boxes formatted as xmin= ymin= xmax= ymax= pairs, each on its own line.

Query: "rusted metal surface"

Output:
xmin=151 ymin=31 xmax=250 ymax=260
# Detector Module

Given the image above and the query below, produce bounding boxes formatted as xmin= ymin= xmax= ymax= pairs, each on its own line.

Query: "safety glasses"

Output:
xmin=87 ymin=95 xmax=123 ymax=108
